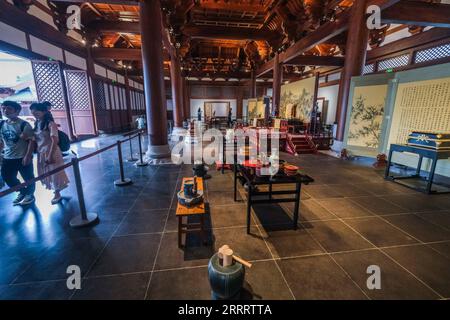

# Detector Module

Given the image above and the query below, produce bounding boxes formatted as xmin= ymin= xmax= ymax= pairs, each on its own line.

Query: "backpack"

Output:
xmin=47 ymin=121 xmax=70 ymax=152
xmin=57 ymin=130 xmax=71 ymax=152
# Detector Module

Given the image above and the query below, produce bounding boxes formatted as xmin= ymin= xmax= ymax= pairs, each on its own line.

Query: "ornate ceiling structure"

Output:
xmin=41 ymin=0 xmax=356 ymax=79
xmin=40 ymin=0 xmax=443 ymax=80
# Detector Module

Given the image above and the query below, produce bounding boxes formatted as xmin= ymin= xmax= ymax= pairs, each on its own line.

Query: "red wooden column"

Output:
xmin=124 ymin=70 xmax=133 ymax=126
xmin=236 ymin=86 xmax=243 ymax=119
xmin=170 ymin=55 xmax=184 ymax=129
xmin=85 ymin=42 xmax=99 ymax=134
xmin=250 ymin=70 xmax=257 ymax=98
xmin=182 ymin=77 xmax=191 ymax=121
xmin=139 ymin=0 xmax=170 ymax=159
xmin=272 ymin=53 xmax=282 ymax=116
xmin=335 ymin=0 xmax=369 ymax=141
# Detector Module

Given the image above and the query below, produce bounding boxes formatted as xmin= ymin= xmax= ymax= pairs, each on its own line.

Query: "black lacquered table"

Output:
xmin=385 ymin=144 xmax=450 ymax=194
xmin=234 ymin=164 xmax=314 ymax=234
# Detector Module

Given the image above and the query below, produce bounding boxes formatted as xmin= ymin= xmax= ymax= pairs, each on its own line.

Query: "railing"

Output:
xmin=0 ymin=129 xmax=147 ymax=228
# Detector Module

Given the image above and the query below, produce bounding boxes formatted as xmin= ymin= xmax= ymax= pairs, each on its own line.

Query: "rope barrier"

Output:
xmin=135 ymin=131 xmax=148 ymax=167
xmin=0 ymin=132 xmax=144 ymax=228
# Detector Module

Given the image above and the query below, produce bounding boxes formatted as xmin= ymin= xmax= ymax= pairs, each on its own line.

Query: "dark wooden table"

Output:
xmin=234 ymin=164 xmax=314 ymax=234
xmin=385 ymin=144 xmax=450 ymax=194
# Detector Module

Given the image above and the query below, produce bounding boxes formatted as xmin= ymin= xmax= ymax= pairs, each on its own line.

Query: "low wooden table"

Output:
xmin=176 ymin=177 xmax=207 ymax=248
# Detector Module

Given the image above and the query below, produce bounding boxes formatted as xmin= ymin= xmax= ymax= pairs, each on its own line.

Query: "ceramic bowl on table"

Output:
xmin=284 ymin=164 xmax=299 ymax=176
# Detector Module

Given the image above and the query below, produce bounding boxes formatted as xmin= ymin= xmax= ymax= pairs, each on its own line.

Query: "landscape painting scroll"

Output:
xmin=347 ymin=84 xmax=388 ymax=149
xmin=247 ymin=99 xmax=258 ymax=119
xmin=280 ymin=77 xmax=316 ymax=121
xmin=247 ymin=98 xmax=265 ymax=120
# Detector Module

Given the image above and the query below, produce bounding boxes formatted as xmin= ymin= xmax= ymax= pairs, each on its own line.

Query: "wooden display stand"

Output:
xmin=176 ymin=177 xmax=207 ymax=248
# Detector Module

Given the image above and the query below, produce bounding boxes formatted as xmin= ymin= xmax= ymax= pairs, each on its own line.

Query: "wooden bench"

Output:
xmin=176 ymin=177 xmax=207 ymax=248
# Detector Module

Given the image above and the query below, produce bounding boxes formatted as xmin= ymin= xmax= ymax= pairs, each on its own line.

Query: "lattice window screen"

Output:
xmin=135 ymin=92 xmax=138 ymax=110
xmin=31 ymin=61 xmax=66 ymax=110
xmin=110 ymin=86 xmax=115 ymax=110
xmin=104 ymin=83 xmax=110 ymax=110
xmin=64 ymin=70 xmax=91 ymax=111
xmin=129 ymin=91 xmax=133 ymax=110
xmin=114 ymin=86 xmax=119 ymax=110
xmin=93 ymin=80 xmax=106 ymax=110
xmin=121 ymin=88 xmax=126 ymax=110
xmin=109 ymin=85 xmax=115 ymax=110
xmin=123 ymin=89 xmax=127 ymax=110
xmin=377 ymin=54 xmax=409 ymax=71
xmin=117 ymin=87 xmax=122 ymax=110
xmin=363 ymin=64 xmax=375 ymax=75
xmin=414 ymin=43 xmax=450 ymax=64
xmin=119 ymin=87 xmax=123 ymax=110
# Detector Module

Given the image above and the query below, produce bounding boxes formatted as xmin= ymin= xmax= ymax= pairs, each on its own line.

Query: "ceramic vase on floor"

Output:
xmin=208 ymin=253 xmax=245 ymax=300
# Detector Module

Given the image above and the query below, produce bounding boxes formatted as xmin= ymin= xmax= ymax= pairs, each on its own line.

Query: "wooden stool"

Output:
xmin=176 ymin=177 xmax=207 ymax=248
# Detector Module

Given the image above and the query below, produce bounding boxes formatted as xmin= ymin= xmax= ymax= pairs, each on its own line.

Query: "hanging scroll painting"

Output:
xmin=247 ymin=99 xmax=258 ymax=119
xmin=280 ymin=77 xmax=316 ymax=121
xmin=247 ymin=98 xmax=265 ymax=119
xmin=347 ymin=84 xmax=388 ymax=149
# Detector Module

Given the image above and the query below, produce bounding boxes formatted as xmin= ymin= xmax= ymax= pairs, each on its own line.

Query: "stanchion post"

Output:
xmin=135 ymin=131 xmax=148 ymax=167
xmin=114 ymin=140 xmax=133 ymax=186
xmin=127 ymin=136 xmax=138 ymax=162
xmin=69 ymin=157 xmax=99 ymax=228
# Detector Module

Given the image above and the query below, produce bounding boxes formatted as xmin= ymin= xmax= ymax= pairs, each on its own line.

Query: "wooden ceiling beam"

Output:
xmin=280 ymin=10 xmax=351 ymax=64
xmin=182 ymin=25 xmax=278 ymax=41
xmin=255 ymin=10 xmax=350 ymax=76
xmin=91 ymin=47 xmax=170 ymax=61
xmin=130 ymin=69 xmax=251 ymax=79
xmin=255 ymin=0 xmax=403 ymax=77
xmin=283 ymin=55 xmax=345 ymax=67
xmin=48 ymin=0 xmax=138 ymax=5
xmin=0 ymin=0 xmax=85 ymax=56
xmin=89 ymin=23 xmax=269 ymax=55
xmin=381 ymin=1 xmax=450 ymax=28
xmin=367 ymin=0 xmax=402 ymax=11
xmin=92 ymin=47 xmax=142 ymax=60
xmin=195 ymin=1 xmax=268 ymax=12
xmin=88 ymin=21 xmax=140 ymax=34
xmin=367 ymin=27 xmax=450 ymax=61
xmin=255 ymin=59 xmax=275 ymax=78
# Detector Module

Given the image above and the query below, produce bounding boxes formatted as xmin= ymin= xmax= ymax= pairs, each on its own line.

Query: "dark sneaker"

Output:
xmin=13 ymin=194 xmax=26 ymax=205
xmin=19 ymin=195 xmax=35 ymax=206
